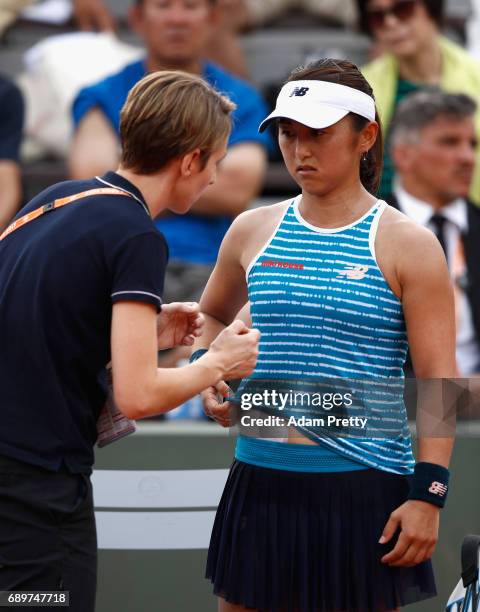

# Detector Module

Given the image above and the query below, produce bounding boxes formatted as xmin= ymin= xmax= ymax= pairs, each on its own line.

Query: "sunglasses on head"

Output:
xmin=366 ymin=0 xmax=417 ymax=30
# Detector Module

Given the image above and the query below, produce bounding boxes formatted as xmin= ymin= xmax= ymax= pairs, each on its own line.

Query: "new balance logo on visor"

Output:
xmin=337 ymin=264 xmax=369 ymax=280
xmin=290 ymin=87 xmax=309 ymax=97
xmin=429 ymin=481 xmax=448 ymax=497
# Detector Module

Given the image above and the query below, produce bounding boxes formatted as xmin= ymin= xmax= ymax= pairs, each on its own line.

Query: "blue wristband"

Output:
xmin=408 ymin=462 xmax=450 ymax=508
xmin=189 ymin=348 xmax=208 ymax=363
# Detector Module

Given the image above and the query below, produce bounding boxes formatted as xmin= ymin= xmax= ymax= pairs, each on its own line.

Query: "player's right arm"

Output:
xmin=193 ymin=202 xmax=287 ymax=424
xmin=68 ymin=109 xmax=119 ymax=179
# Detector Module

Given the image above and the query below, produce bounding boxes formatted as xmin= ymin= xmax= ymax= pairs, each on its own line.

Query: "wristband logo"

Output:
xmin=429 ymin=481 xmax=448 ymax=497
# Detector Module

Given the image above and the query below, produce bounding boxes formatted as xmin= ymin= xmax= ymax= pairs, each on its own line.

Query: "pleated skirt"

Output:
xmin=206 ymin=460 xmax=436 ymax=612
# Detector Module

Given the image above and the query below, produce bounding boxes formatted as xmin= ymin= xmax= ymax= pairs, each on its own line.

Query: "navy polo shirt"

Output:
xmin=0 ymin=172 xmax=168 ymax=474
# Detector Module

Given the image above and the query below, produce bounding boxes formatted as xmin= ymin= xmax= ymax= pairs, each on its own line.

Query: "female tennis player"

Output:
xmin=191 ymin=58 xmax=456 ymax=612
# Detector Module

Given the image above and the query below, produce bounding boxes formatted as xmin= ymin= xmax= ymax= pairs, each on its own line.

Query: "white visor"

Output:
xmin=259 ymin=80 xmax=376 ymax=132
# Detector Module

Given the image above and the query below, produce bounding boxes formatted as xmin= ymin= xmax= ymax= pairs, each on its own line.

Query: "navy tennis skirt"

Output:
xmin=206 ymin=460 xmax=436 ymax=612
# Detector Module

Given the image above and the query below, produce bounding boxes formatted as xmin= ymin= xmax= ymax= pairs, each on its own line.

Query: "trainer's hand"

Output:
xmin=209 ymin=319 xmax=260 ymax=380
xmin=202 ymin=381 xmax=232 ymax=427
xmin=157 ymin=302 xmax=205 ymax=350
xmin=379 ymin=500 xmax=439 ymax=567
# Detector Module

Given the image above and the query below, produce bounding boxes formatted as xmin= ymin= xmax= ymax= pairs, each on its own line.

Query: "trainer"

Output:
xmin=0 ymin=71 xmax=259 ymax=611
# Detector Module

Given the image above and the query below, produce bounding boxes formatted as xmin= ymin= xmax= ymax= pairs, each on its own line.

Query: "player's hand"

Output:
xmin=73 ymin=0 xmax=116 ymax=31
xmin=379 ymin=500 xmax=439 ymax=567
xmin=157 ymin=302 xmax=204 ymax=350
xmin=202 ymin=381 xmax=232 ymax=427
xmin=208 ymin=319 xmax=260 ymax=380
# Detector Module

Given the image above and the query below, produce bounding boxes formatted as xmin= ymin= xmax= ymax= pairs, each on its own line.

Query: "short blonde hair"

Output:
xmin=120 ymin=70 xmax=236 ymax=174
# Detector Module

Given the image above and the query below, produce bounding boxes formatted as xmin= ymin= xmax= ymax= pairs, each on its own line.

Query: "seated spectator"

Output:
xmin=357 ymin=0 xmax=480 ymax=205
xmin=0 ymin=0 xmax=114 ymax=36
xmin=0 ymin=0 xmax=31 ymax=36
xmin=387 ymin=90 xmax=480 ymax=375
xmin=69 ymin=0 xmax=270 ymax=372
xmin=0 ymin=75 xmax=24 ymax=231
xmin=240 ymin=0 xmax=356 ymax=27
xmin=72 ymin=0 xmax=116 ymax=31
xmin=206 ymin=0 xmax=357 ymax=78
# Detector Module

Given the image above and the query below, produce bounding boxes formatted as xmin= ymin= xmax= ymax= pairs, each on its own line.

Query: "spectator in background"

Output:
xmin=357 ymin=0 xmax=480 ymax=205
xmin=73 ymin=0 xmax=356 ymax=79
xmin=207 ymin=0 xmax=357 ymax=77
xmin=74 ymin=0 xmax=260 ymax=78
xmin=387 ymin=90 xmax=480 ymax=375
xmin=72 ymin=0 xmax=116 ymax=31
xmin=0 ymin=0 xmax=114 ymax=36
xmin=241 ymin=0 xmax=356 ymax=26
xmin=0 ymin=75 xmax=24 ymax=231
xmin=0 ymin=0 xmax=31 ymax=35
xmin=69 ymin=0 xmax=270 ymax=309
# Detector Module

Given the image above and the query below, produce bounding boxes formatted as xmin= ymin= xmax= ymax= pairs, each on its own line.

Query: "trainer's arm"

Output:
xmin=68 ymin=109 xmax=119 ymax=179
xmin=190 ymin=143 xmax=266 ymax=217
xmin=380 ymin=225 xmax=456 ymax=568
xmin=111 ymin=301 xmax=258 ymax=419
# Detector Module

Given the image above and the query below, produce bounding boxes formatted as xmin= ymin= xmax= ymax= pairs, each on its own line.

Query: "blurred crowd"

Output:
xmin=1 ymin=0 xmax=479 ymax=418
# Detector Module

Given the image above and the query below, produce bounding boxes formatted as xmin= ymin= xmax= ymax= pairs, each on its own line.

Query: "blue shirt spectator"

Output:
xmin=72 ymin=59 xmax=271 ymax=264
xmin=68 ymin=0 xmax=271 ymax=364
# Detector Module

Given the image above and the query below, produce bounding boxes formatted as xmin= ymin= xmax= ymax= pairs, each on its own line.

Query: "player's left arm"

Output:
xmin=190 ymin=143 xmax=267 ymax=218
xmin=379 ymin=220 xmax=456 ymax=567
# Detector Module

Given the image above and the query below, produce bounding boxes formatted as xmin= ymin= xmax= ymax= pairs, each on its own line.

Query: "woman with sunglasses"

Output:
xmin=357 ymin=0 xmax=480 ymax=205
xmin=192 ymin=58 xmax=456 ymax=611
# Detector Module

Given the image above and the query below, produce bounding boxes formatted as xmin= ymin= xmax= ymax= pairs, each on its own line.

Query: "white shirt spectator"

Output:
xmin=395 ymin=183 xmax=480 ymax=375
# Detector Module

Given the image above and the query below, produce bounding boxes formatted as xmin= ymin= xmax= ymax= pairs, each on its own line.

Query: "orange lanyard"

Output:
xmin=0 ymin=188 xmax=130 ymax=242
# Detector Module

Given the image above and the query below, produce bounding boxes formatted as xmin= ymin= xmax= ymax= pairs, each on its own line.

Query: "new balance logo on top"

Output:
xmin=429 ymin=481 xmax=448 ymax=497
xmin=290 ymin=87 xmax=309 ymax=97
xmin=337 ymin=264 xmax=369 ymax=280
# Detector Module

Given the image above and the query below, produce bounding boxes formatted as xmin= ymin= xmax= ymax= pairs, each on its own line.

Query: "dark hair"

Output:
xmin=390 ymin=90 xmax=477 ymax=146
xmin=356 ymin=0 xmax=444 ymax=36
xmin=285 ymin=58 xmax=383 ymax=195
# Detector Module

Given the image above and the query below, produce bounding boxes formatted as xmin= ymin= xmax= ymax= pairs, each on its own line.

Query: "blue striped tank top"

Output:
xmin=235 ymin=197 xmax=415 ymax=475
